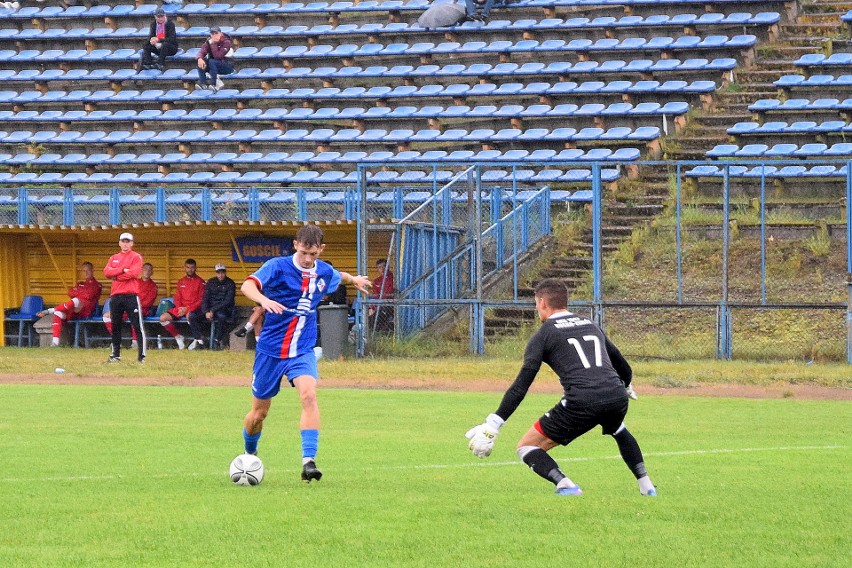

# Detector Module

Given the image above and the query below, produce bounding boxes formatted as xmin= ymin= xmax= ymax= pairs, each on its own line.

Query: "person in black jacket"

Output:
xmin=465 ymin=278 xmax=657 ymax=497
xmin=139 ymin=8 xmax=178 ymax=71
xmin=188 ymin=263 xmax=236 ymax=350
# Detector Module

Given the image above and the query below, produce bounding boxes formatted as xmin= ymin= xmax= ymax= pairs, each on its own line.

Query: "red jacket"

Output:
xmin=371 ymin=270 xmax=395 ymax=300
xmin=138 ymin=278 xmax=159 ymax=315
xmin=174 ymin=274 xmax=205 ymax=312
xmin=104 ymin=251 xmax=143 ymax=295
xmin=68 ymin=277 xmax=103 ymax=318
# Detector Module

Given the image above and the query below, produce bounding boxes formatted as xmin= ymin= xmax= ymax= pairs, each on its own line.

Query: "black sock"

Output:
xmin=522 ymin=448 xmax=566 ymax=486
xmin=613 ymin=428 xmax=648 ymax=479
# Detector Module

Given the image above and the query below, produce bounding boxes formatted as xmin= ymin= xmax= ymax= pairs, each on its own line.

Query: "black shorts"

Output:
xmin=536 ymin=396 xmax=629 ymax=446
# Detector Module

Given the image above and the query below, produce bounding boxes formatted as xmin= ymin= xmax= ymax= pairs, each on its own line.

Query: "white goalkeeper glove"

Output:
xmin=625 ymin=384 xmax=638 ymax=400
xmin=465 ymin=413 xmax=505 ymax=458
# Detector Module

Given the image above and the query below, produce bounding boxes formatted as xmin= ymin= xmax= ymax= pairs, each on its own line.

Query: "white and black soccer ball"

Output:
xmin=229 ymin=453 xmax=264 ymax=486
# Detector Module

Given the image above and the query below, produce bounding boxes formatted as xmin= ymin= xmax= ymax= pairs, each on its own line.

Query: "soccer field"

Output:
xmin=0 ymin=385 xmax=848 ymax=567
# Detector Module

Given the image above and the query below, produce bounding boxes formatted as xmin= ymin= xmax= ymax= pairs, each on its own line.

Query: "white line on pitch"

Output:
xmin=396 ymin=445 xmax=849 ymax=470
xmin=0 ymin=445 xmax=845 ymax=483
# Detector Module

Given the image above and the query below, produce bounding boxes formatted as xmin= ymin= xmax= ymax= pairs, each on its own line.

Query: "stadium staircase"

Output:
xmin=484 ymin=0 xmax=850 ymax=337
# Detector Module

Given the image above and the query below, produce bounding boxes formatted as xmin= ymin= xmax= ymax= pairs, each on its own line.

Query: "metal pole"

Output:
xmin=356 ymin=165 xmax=368 ymax=358
xmin=512 ymin=165 xmax=520 ymax=300
xmin=846 ymin=160 xmax=851 ymax=363
xmin=592 ymin=164 xmax=602 ymax=306
xmin=472 ymin=166 xmax=484 ymax=355
xmin=721 ymin=164 xmax=731 ymax=359
xmin=676 ymin=162 xmax=682 ymax=304
xmin=760 ymin=163 xmax=767 ymax=305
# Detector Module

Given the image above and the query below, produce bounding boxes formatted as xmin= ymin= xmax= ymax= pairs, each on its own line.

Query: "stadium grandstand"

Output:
xmin=1 ymin=0 xmax=850 ymax=358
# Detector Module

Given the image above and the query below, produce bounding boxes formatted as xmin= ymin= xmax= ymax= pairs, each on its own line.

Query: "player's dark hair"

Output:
xmin=185 ymin=259 xmax=196 ymax=266
xmin=81 ymin=262 xmax=93 ymax=269
xmin=295 ymin=224 xmax=325 ymax=247
xmin=534 ymin=278 xmax=569 ymax=309
xmin=143 ymin=262 xmax=153 ymax=269
xmin=376 ymin=258 xmax=387 ymax=266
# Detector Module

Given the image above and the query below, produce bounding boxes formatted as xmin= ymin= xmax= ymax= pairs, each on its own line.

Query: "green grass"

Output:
xmin=0 ymin=385 xmax=849 ymax=567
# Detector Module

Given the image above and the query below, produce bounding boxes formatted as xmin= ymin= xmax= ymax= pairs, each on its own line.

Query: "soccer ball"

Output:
xmin=229 ymin=453 xmax=264 ymax=486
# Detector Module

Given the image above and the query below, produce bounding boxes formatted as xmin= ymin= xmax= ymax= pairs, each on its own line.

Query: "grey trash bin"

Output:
xmin=318 ymin=304 xmax=349 ymax=360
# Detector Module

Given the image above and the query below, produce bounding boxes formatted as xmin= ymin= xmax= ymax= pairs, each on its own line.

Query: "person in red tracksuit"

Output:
xmin=37 ymin=261 xmax=103 ymax=347
xmin=159 ymin=258 xmax=206 ymax=350
xmin=104 ymin=232 xmax=146 ymax=363
xmin=103 ymin=262 xmax=158 ymax=349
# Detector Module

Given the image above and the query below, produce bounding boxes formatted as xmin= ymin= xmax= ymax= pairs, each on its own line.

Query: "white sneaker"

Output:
xmin=188 ymin=339 xmax=203 ymax=351
xmin=130 ymin=339 xmax=138 ymax=349
xmin=215 ymin=76 xmax=224 ymax=90
xmin=175 ymin=335 xmax=186 ymax=350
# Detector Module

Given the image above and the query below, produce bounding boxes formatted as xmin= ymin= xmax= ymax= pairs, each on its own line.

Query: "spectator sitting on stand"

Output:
xmin=464 ymin=0 xmax=496 ymax=22
xmin=196 ymin=26 xmax=234 ymax=92
xmin=139 ymin=8 xmax=179 ymax=71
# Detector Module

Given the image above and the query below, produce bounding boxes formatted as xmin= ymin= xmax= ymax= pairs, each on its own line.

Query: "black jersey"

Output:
xmin=496 ymin=311 xmax=632 ymax=420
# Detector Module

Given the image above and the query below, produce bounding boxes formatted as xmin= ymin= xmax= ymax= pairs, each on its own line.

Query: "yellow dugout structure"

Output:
xmin=0 ymin=220 xmax=391 ymax=347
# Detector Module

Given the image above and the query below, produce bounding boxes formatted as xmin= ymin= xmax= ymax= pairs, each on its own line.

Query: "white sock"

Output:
xmin=302 ymin=457 xmax=315 ymax=465
xmin=638 ymin=475 xmax=655 ymax=494
xmin=556 ymin=478 xmax=578 ymax=490
xmin=51 ymin=337 xmax=60 ymax=346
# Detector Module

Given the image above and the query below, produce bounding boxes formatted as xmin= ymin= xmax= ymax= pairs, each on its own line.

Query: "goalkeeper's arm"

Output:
xmin=466 ymin=367 xmax=537 ymax=458
xmin=606 ymin=337 xmax=637 ymax=399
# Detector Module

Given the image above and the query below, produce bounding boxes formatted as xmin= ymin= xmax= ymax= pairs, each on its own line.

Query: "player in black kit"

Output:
xmin=466 ymin=278 xmax=656 ymax=496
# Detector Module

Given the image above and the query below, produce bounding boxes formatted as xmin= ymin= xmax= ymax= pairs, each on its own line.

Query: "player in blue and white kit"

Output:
xmin=240 ymin=225 xmax=372 ymax=482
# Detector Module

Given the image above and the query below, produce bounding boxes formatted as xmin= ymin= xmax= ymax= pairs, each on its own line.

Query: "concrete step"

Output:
xmin=665 ymin=148 xmax=710 ymax=161
xmin=575 ymin=242 xmax=620 ymax=253
xmin=758 ymin=45 xmax=824 ymax=59
xmin=736 ymin=69 xmax=796 ymax=83
xmin=690 ymin=113 xmax=751 ymax=128
xmin=757 ymin=58 xmax=809 ymax=70
xmin=671 ymin=135 xmax=729 ymax=148
xmin=781 ymin=23 xmax=842 ymax=36
xmin=713 ymin=101 xmax=756 ymax=113
xmin=739 ymin=82 xmax=780 ymax=92
xmin=537 ymin=269 xmax=588 ymax=281
xmin=606 ymin=203 xmax=664 ymax=215
xmin=801 ymin=2 xmax=852 ymax=15
xmin=718 ymin=91 xmax=777 ymax=104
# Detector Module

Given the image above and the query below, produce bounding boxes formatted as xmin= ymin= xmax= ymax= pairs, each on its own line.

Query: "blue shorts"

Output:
xmin=251 ymin=350 xmax=318 ymax=400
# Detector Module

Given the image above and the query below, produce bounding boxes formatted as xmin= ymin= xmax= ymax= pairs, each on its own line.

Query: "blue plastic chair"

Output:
xmin=5 ymin=295 xmax=44 ymax=347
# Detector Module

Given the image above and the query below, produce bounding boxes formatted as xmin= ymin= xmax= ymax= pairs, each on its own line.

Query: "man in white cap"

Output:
xmin=103 ymin=232 xmax=147 ymax=363
xmin=188 ymin=263 xmax=236 ymax=350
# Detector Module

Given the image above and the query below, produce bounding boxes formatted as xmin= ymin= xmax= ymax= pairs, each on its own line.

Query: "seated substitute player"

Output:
xmin=103 ymin=262 xmax=158 ymax=349
xmin=37 ymin=261 xmax=103 ymax=347
xmin=239 ymin=224 xmax=372 ymax=482
xmin=465 ymin=278 xmax=656 ymax=497
xmin=159 ymin=258 xmax=206 ymax=350
xmin=233 ymin=304 xmax=264 ymax=340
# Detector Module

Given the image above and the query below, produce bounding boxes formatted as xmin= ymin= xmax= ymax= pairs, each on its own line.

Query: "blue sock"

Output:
xmin=301 ymin=429 xmax=319 ymax=460
xmin=243 ymin=429 xmax=261 ymax=455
